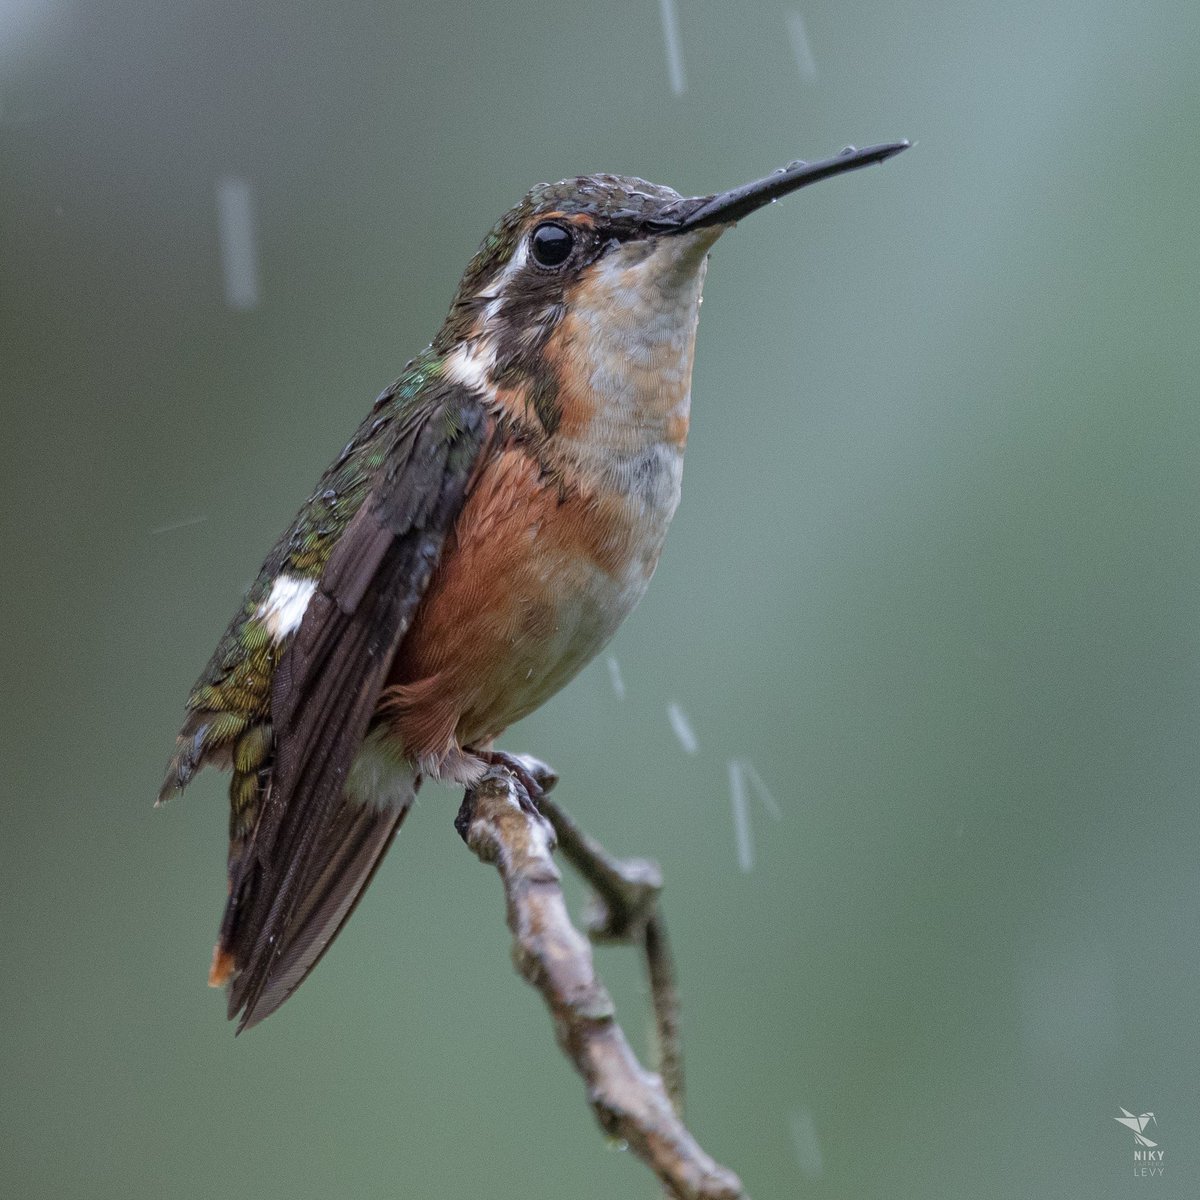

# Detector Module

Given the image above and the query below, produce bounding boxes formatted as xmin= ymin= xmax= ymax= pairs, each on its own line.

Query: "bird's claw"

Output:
xmin=477 ymin=749 xmax=545 ymax=813
xmin=455 ymin=750 xmax=556 ymax=842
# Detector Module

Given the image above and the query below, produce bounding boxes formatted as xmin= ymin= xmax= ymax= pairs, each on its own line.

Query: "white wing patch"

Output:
xmin=257 ymin=573 xmax=317 ymax=641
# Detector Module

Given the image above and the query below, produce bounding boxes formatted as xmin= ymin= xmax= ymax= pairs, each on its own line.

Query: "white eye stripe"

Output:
xmin=476 ymin=238 xmax=528 ymax=302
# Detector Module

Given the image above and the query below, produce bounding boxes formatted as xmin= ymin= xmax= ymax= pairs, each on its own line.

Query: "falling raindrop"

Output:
xmin=784 ymin=11 xmax=818 ymax=83
xmin=149 ymin=514 xmax=209 ymax=536
xmin=666 ymin=702 xmax=698 ymax=754
xmin=658 ymin=0 xmax=687 ymax=96
xmin=216 ymin=176 xmax=261 ymax=310
xmin=729 ymin=759 xmax=753 ymax=873
xmin=741 ymin=758 xmax=782 ymax=820
xmin=606 ymin=654 xmax=626 ymax=700
xmin=788 ymin=1108 xmax=824 ymax=1179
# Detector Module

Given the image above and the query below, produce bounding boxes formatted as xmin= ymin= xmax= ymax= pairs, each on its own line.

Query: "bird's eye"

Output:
xmin=530 ymin=222 xmax=574 ymax=268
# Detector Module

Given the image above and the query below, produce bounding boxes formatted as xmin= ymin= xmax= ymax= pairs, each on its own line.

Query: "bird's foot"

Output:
xmin=453 ymin=751 xmax=559 ymax=842
xmin=473 ymin=749 xmax=553 ymax=812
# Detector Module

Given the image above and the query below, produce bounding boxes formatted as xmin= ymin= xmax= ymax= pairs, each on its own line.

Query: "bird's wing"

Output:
xmin=227 ymin=389 xmax=489 ymax=1030
xmin=228 ymin=406 xmax=483 ymax=1028
xmin=162 ymin=372 xmax=490 ymax=1031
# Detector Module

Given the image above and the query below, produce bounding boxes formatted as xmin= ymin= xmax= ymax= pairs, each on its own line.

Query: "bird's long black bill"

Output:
xmin=670 ymin=140 xmax=910 ymax=232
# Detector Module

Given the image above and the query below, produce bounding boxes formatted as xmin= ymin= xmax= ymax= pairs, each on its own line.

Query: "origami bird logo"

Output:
xmin=1113 ymin=1108 xmax=1158 ymax=1147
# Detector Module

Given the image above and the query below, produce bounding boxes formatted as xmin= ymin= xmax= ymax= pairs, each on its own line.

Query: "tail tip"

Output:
xmin=208 ymin=944 xmax=236 ymax=988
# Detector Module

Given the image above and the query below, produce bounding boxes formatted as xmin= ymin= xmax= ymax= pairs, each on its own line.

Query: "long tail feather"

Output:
xmin=213 ymin=768 xmax=417 ymax=1030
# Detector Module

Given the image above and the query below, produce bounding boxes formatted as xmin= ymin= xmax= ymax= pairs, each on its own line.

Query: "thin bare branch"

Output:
xmin=458 ymin=768 xmax=746 ymax=1200
xmin=537 ymin=791 xmax=685 ymax=1114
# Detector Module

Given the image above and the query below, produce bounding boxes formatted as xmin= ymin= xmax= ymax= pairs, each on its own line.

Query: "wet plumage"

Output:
xmin=160 ymin=144 xmax=909 ymax=1030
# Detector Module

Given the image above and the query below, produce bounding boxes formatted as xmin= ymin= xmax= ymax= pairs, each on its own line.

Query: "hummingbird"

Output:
xmin=1114 ymin=1109 xmax=1158 ymax=1147
xmin=160 ymin=140 xmax=909 ymax=1031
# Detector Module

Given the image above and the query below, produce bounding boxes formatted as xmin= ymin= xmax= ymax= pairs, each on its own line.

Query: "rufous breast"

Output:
xmin=384 ymin=226 xmax=720 ymax=776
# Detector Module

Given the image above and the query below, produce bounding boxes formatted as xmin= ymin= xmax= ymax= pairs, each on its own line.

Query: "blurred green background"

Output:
xmin=3 ymin=1 xmax=1198 ymax=1196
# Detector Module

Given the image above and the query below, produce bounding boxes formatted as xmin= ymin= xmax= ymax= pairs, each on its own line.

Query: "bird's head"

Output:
xmin=434 ymin=142 xmax=909 ymax=440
